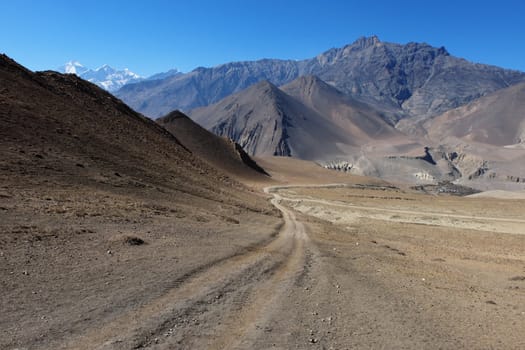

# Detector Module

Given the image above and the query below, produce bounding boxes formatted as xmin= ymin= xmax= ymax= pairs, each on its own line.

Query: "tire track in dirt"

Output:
xmin=284 ymin=196 xmax=525 ymax=224
xmin=270 ymin=183 xmax=525 ymax=225
xmin=61 ymin=187 xmax=307 ymax=349
xmin=205 ymin=190 xmax=308 ymax=349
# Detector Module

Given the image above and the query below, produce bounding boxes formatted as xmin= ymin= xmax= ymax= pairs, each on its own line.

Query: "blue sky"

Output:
xmin=1 ymin=0 xmax=524 ymax=76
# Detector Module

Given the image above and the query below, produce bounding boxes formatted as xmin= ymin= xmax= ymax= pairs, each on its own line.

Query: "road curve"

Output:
xmin=61 ymin=186 xmax=307 ymax=349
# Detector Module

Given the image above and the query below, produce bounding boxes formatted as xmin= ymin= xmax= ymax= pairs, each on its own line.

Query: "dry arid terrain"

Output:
xmin=2 ymin=54 xmax=525 ymax=349
xmin=3 ymin=154 xmax=525 ymax=349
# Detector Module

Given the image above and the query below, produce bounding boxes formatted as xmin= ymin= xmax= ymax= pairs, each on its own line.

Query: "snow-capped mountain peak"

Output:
xmin=57 ymin=61 xmax=143 ymax=92
xmin=60 ymin=61 xmax=89 ymax=75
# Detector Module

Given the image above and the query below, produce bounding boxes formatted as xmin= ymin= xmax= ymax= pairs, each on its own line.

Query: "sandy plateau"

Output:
xmin=1 ymin=156 xmax=524 ymax=349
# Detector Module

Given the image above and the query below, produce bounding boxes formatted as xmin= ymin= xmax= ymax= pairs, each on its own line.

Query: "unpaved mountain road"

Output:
xmin=64 ymin=184 xmax=525 ymax=349
xmin=8 ymin=184 xmax=525 ymax=349
xmin=61 ymin=187 xmax=308 ymax=349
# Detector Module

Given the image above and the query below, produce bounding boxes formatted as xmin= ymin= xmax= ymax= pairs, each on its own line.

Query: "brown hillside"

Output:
xmin=0 ymin=54 xmax=279 ymax=349
xmin=0 ymin=54 xmax=266 ymax=204
xmin=157 ymin=110 xmax=270 ymax=182
xmin=189 ymin=77 xmax=417 ymax=161
xmin=424 ymin=82 xmax=525 ymax=146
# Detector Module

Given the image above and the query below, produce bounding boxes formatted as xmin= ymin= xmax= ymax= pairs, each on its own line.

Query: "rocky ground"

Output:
xmin=0 ymin=182 xmax=280 ymax=350
xmin=3 ymin=168 xmax=525 ymax=349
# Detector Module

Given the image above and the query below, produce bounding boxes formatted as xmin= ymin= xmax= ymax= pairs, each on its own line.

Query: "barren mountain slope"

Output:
xmin=0 ymin=54 xmax=280 ymax=349
xmin=117 ymin=36 xmax=525 ymax=119
xmin=189 ymin=80 xmax=352 ymax=159
xmin=306 ymin=36 xmax=525 ymax=118
xmin=0 ymin=54 xmax=244 ymax=198
xmin=188 ymin=76 xmax=426 ymax=160
xmin=117 ymin=59 xmax=302 ymax=118
xmin=424 ymin=82 xmax=525 ymax=146
xmin=280 ymin=75 xmax=410 ymax=149
xmin=157 ymin=110 xmax=270 ymax=181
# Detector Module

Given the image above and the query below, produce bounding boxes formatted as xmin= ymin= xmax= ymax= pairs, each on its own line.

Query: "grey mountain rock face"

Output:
xmin=146 ymin=69 xmax=181 ymax=82
xmin=189 ymin=81 xmax=296 ymax=157
xmin=189 ymin=74 xmax=525 ymax=191
xmin=280 ymin=75 xmax=402 ymax=139
xmin=118 ymin=60 xmax=303 ymax=118
xmin=189 ymin=77 xmax=405 ymax=160
xmin=116 ymin=36 xmax=525 ymax=119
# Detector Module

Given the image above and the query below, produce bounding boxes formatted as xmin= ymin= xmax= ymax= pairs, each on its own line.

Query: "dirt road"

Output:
xmin=4 ymin=184 xmax=525 ymax=349
xmin=57 ymin=187 xmax=307 ymax=349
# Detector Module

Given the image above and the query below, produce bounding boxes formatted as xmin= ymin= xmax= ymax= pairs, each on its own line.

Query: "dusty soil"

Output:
xmin=267 ymin=184 xmax=525 ymax=349
xmin=0 ymin=183 xmax=280 ymax=350
xmin=3 ymin=177 xmax=525 ymax=349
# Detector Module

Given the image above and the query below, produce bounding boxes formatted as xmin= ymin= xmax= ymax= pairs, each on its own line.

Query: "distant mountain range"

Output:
xmin=58 ymin=61 xmax=180 ymax=92
xmin=47 ymin=35 xmax=525 ymax=191
xmin=185 ymin=70 xmax=525 ymax=190
xmin=116 ymin=36 xmax=525 ymax=120
xmin=1 ymin=51 xmax=523 ymax=192
xmin=189 ymin=76 xmax=405 ymax=159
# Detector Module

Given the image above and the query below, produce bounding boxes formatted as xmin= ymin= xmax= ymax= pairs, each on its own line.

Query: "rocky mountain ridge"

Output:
xmin=189 ymin=77 xmax=408 ymax=160
xmin=116 ymin=36 xmax=525 ymax=120
xmin=188 ymin=73 xmax=525 ymax=191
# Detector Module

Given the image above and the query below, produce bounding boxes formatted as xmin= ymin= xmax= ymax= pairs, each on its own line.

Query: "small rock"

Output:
xmin=309 ymin=338 xmax=318 ymax=343
xmin=509 ymin=276 xmax=525 ymax=281
xmin=106 ymin=250 xmax=112 ymax=255
xmin=124 ymin=236 xmax=145 ymax=246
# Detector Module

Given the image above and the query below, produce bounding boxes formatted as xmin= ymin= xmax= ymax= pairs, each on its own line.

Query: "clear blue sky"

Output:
xmin=1 ymin=0 xmax=524 ymax=76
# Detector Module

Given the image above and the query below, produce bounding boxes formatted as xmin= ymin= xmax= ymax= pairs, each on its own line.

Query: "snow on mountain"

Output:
xmin=59 ymin=61 xmax=90 ymax=75
xmin=58 ymin=61 xmax=143 ymax=92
